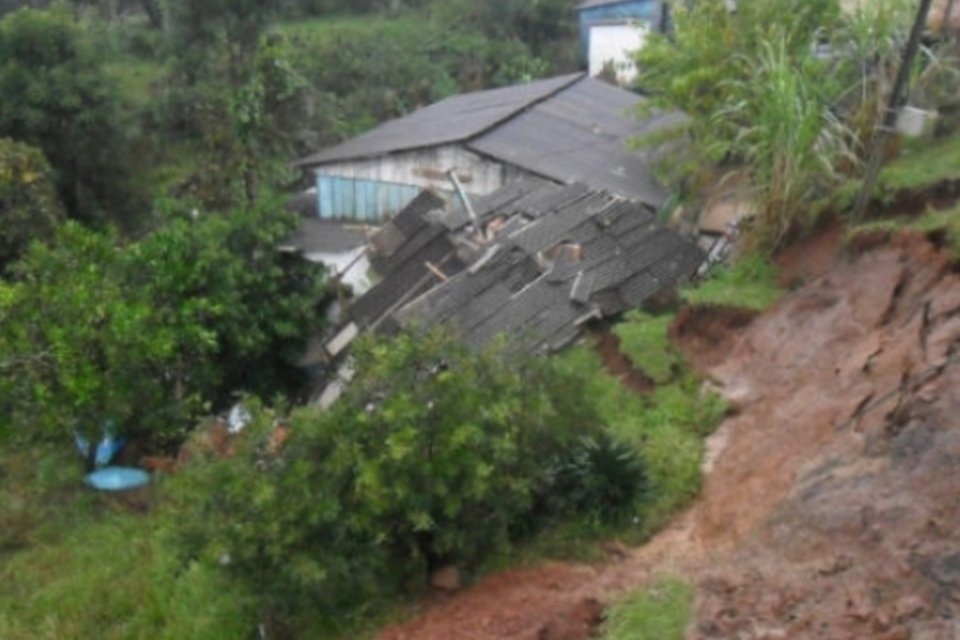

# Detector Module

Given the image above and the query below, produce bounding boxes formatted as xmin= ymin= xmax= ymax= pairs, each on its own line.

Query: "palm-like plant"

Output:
xmin=713 ymin=37 xmax=858 ymax=249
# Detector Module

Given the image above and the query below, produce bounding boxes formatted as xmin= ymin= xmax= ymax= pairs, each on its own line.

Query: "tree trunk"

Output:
xmin=139 ymin=0 xmax=162 ymax=29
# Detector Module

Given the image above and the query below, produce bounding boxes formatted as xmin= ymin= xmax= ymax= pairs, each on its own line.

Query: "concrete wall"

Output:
xmin=313 ymin=145 xmax=510 ymax=221
xmin=588 ymin=22 xmax=648 ymax=84
xmin=304 ymin=247 xmax=372 ymax=295
xmin=578 ymin=0 xmax=665 ymax=59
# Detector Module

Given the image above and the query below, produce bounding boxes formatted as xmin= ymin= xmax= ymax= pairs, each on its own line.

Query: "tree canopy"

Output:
xmin=0 ymin=6 xmax=137 ymax=225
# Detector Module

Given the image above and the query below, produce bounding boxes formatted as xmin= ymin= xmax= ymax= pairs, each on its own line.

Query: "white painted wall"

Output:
xmin=315 ymin=145 xmax=507 ymax=197
xmin=305 ymin=247 xmax=373 ymax=295
xmin=589 ymin=22 xmax=649 ymax=86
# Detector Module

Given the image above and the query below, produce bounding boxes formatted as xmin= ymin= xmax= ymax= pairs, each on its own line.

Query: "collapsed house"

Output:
xmin=311 ymin=179 xmax=703 ymax=404
xmin=294 ymin=73 xmax=684 ymax=222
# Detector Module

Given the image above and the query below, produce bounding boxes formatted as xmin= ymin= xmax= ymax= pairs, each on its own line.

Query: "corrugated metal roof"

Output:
xmin=387 ymin=182 xmax=703 ymax=353
xmin=296 ymin=74 xmax=583 ymax=167
xmin=466 ymin=79 xmax=684 ymax=208
xmin=576 ymin=0 xmax=647 ymax=10
xmin=282 ymin=218 xmax=368 ymax=254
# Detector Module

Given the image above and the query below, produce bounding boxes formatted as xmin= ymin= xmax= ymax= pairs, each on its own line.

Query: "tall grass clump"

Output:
xmin=715 ymin=36 xmax=855 ymax=249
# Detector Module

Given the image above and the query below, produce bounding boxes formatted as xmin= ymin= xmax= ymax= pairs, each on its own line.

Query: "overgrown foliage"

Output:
xmin=555 ymin=317 xmax=727 ymax=535
xmin=169 ymin=330 xmax=644 ymax=634
xmin=0 ymin=6 xmax=138 ymax=225
xmin=634 ymin=0 xmax=950 ymax=251
xmin=0 ymin=138 xmax=64 ymax=271
xmin=0 ymin=202 xmax=326 ymax=446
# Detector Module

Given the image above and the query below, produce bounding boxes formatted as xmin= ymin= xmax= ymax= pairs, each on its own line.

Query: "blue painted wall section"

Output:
xmin=577 ymin=1 xmax=667 ymax=59
xmin=316 ymin=175 xmax=423 ymax=221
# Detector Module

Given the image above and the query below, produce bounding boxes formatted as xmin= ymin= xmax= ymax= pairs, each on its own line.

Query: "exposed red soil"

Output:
xmin=379 ymin=230 xmax=960 ymax=640
xmin=775 ymin=220 xmax=845 ymax=288
xmin=670 ymin=305 xmax=757 ymax=371
xmin=592 ymin=328 xmax=655 ymax=395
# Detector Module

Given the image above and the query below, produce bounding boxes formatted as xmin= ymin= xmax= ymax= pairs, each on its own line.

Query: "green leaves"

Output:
xmin=170 ymin=328 xmax=627 ymax=629
xmin=0 ymin=200 xmax=327 ymax=444
xmin=0 ymin=138 xmax=64 ymax=271
xmin=0 ymin=7 xmax=136 ymax=225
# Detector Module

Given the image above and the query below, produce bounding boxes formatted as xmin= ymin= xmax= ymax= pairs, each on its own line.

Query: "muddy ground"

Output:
xmin=380 ymin=231 xmax=960 ymax=640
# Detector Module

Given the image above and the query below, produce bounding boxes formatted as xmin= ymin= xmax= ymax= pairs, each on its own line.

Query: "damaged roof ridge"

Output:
xmin=504 ymin=186 xmax=610 ymax=241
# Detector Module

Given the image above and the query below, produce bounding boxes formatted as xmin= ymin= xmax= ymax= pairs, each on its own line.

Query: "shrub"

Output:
xmin=170 ymin=329 xmax=624 ymax=632
xmin=0 ymin=199 xmax=327 ymax=446
xmin=543 ymin=433 xmax=650 ymax=524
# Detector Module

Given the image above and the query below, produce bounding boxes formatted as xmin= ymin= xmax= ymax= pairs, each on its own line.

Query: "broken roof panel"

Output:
xmin=350 ymin=192 xmax=466 ymax=331
xmin=382 ymin=182 xmax=703 ymax=353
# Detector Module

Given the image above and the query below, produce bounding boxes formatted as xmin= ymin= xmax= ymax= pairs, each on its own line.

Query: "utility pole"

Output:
xmin=945 ymin=0 xmax=958 ymax=37
xmin=851 ymin=0 xmax=935 ymax=223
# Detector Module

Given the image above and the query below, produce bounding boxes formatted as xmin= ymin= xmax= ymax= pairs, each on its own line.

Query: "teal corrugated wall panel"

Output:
xmin=315 ymin=174 xmax=425 ymax=221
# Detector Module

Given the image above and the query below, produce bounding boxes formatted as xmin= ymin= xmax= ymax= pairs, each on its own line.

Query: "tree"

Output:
xmin=170 ymin=329 xmax=631 ymax=635
xmin=0 ymin=138 xmax=64 ymax=271
xmin=634 ymin=0 xmax=858 ymax=249
xmin=0 ymin=199 xmax=327 ymax=445
xmin=160 ymin=0 xmax=302 ymax=207
xmin=0 ymin=7 xmax=136 ymax=225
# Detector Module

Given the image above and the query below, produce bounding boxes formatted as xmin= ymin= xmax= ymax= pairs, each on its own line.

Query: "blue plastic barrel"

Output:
xmin=85 ymin=467 xmax=150 ymax=492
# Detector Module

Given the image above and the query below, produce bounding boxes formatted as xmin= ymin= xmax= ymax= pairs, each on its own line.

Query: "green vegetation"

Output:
xmin=834 ymin=134 xmax=960 ymax=211
xmin=613 ymin=311 xmax=682 ymax=384
xmin=0 ymin=138 xmax=64 ymax=271
xmin=0 ymin=512 xmax=255 ymax=640
xmin=847 ymin=202 xmax=960 ymax=262
xmin=635 ymin=0 xmax=956 ymax=251
xmin=556 ymin=314 xmax=727 ymax=536
xmin=601 ymin=577 xmax=694 ymax=640
xmin=0 ymin=6 xmax=139 ymax=225
xmin=166 ymin=330 xmax=646 ymax=635
xmin=681 ymin=255 xmax=782 ymax=312
xmin=0 ymin=202 xmax=327 ymax=447
xmin=0 ymin=443 xmax=255 ymax=639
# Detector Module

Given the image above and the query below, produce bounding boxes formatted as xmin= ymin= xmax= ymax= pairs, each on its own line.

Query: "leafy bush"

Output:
xmin=553 ymin=326 xmax=727 ymax=537
xmin=0 ymin=6 xmax=138 ymax=225
xmin=170 ymin=329 xmax=627 ymax=633
xmin=0 ymin=200 xmax=327 ymax=445
xmin=0 ymin=138 xmax=64 ymax=271
xmin=544 ymin=433 xmax=650 ymax=523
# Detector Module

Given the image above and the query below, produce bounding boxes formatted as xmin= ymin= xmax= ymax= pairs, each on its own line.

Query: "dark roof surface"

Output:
xmin=283 ymin=218 xmax=368 ymax=254
xmin=350 ymin=191 xmax=467 ymax=331
xmin=350 ymin=182 xmax=704 ymax=354
xmin=296 ymin=75 xmax=683 ymax=209
xmin=296 ymin=74 xmax=582 ymax=167
xmin=467 ymin=78 xmax=683 ymax=207
xmin=576 ymin=0 xmax=647 ymax=10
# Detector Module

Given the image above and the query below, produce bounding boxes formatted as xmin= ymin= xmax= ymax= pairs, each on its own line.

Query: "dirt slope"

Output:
xmin=380 ymin=232 xmax=960 ymax=640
